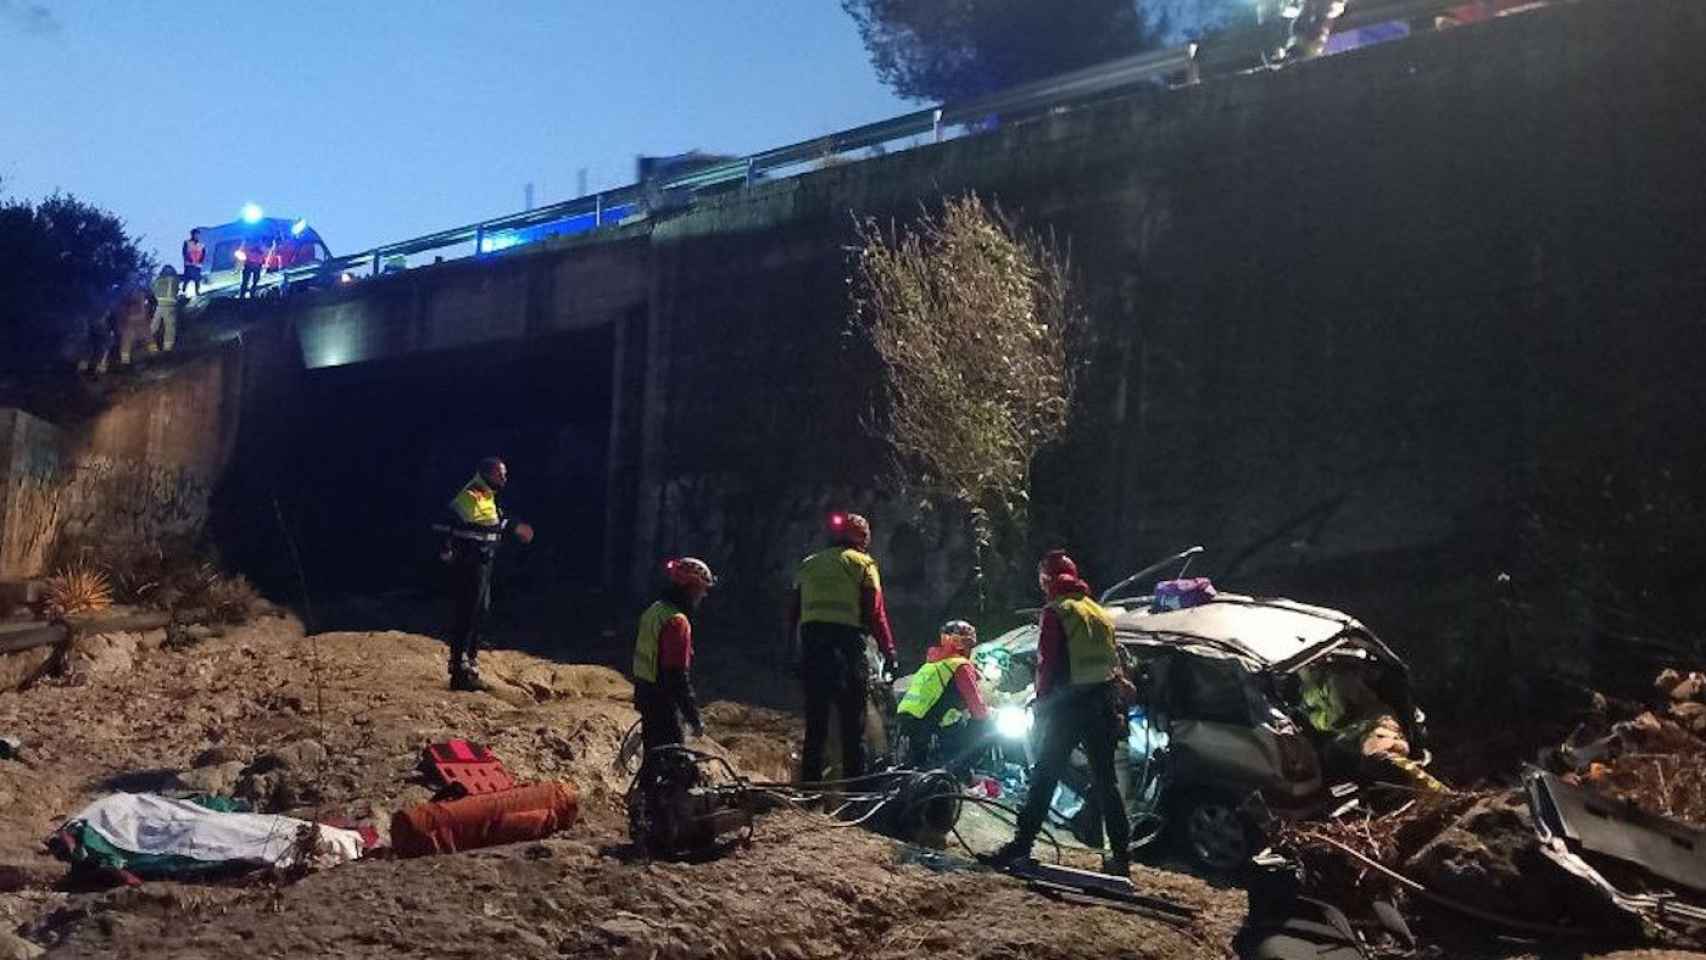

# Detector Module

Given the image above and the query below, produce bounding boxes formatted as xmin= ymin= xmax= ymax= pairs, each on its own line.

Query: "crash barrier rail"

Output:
xmin=273 ymin=0 xmax=1546 ymax=293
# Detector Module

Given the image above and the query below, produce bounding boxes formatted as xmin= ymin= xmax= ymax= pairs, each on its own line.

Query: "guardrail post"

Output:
xmin=594 ymin=194 xmax=603 ymax=226
xmin=744 ymin=158 xmax=756 ymax=187
xmin=474 ymin=226 xmax=485 ymax=256
xmin=932 ymin=109 xmax=943 ymax=143
xmin=372 ymin=251 xmax=382 ymax=277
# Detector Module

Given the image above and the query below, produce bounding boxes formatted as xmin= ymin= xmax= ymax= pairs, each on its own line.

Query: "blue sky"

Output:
xmin=0 ymin=1 xmax=907 ymax=262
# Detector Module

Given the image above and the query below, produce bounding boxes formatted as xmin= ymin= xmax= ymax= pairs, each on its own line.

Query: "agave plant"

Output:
xmin=43 ymin=564 xmax=115 ymax=618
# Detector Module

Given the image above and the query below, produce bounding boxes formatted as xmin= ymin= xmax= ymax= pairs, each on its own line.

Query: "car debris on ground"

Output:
xmin=1267 ymin=666 xmax=1706 ymax=954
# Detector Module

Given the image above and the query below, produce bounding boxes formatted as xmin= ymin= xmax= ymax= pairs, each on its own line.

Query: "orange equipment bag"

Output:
xmin=420 ymin=740 xmax=515 ymax=798
xmin=390 ymin=781 xmax=579 ymax=858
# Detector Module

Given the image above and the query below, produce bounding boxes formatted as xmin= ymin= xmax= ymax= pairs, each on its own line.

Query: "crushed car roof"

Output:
xmin=1113 ymin=595 xmax=1364 ymax=666
xmin=977 ymin=594 xmax=1371 ymax=668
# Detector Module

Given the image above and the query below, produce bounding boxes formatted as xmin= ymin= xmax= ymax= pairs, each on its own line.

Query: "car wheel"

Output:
xmin=1172 ymin=791 xmax=1257 ymax=873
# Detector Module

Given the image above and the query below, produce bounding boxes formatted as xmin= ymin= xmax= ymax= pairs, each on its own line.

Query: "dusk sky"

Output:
xmin=1 ymin=1 xmax=908 ymax=263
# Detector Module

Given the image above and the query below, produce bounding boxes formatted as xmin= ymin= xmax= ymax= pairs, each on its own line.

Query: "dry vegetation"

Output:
xmin=40 ymin=564 xmax=113 ymax=619
xmin=849 ymin=194 xmax=1085 ymax=602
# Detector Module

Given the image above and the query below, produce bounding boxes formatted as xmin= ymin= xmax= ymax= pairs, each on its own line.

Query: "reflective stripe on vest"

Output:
xmin=795 ymin=548 xmax=879 ymax=629
xmin=1049 ymin=594 xmax=1117 ymax=687
xmin=450 ymin=477 xmax=500 ymax=529
xmin=632 ymin=600 xmax=683 ymax=684
xmin=897 ymin=656 xmax=970 ymax=727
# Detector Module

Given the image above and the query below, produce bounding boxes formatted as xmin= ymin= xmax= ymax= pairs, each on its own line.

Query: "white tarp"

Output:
xmin=66 ymin=793 xmax=363 ymax=869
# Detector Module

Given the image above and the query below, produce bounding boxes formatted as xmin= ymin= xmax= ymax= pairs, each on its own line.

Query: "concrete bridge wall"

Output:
xmin=11 ymin=0 xmax=1697 ymax=690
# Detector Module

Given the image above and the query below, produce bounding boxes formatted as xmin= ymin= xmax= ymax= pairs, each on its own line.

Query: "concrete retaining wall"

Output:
xmin=0 ymin=348 xmax=243 ymax=582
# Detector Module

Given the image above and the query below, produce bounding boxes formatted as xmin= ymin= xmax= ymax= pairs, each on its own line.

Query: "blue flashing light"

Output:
xmin=240 ymin=203 xmax=264 ymax=224
xmin=479 ymin=233 xmax=522 ymax=254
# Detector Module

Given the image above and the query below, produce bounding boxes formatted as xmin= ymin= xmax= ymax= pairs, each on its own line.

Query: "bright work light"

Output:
xmin=994 ymin=705 xmax=1033 ymax=740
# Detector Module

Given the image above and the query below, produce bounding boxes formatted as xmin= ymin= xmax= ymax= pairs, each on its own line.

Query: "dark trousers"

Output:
xmin=239 ymin=264 xmax=262 ymax=297
xmin=1014 ymin=683 xmax=1130 ymax=857
xmin=799 ymin=622 xmax=870 ymax=784
xmin=634 ymin=681 xmax=684 ymax=785
xmin=183 ymin=265 xmax=202 ymax=296
xmin=446 ymin=550 xmax=492 ymax=674
xmin=902 ymin=715 xmax=977 ymax=777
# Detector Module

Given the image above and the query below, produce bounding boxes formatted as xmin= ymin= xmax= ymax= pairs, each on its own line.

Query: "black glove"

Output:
xmin=882 ymin=654 xmax=899 ymax=684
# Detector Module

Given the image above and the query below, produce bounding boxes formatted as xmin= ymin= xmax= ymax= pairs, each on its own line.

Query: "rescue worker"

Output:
xmin=434 ymin=457 xmax=534 ymax=691
xmin=181 ymin=229 xmax=206 ymax=297
xmin=1299 ymin=659 xmax=1445 ymax=792
xmin=110 ymin=286 xmax=152 ymax=368
xmin=631 ymin=557 xmax=715 ymax=784
xmin=991 ymin=550 xmax=1132 ymax=876
xmin=895 ymin=620 xmax=990 ymax=777
xmin=786 ymin=512 xmax=898 ymax=785
xmin=237 ymin=236 xmax=264 ymax=298
xmin=150 ymin=266 xmax=180 ymax=353
xmin=182 ymin=228 xmax=207 ymax=296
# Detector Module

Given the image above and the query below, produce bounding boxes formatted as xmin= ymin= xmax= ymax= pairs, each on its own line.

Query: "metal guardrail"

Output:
xmin=277 ymin=44 xmax=1198 ymax=290
xmin=273 ymin=0 xmax=1545 ymax=293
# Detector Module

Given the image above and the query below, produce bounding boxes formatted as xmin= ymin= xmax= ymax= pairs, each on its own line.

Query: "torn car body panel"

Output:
xmin=1527 ymin=768 xmax=1706 ymax=895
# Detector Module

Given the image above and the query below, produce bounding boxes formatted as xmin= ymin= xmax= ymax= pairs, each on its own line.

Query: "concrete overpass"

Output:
xmin=8 ymin=0 xmax=1704 ymax=679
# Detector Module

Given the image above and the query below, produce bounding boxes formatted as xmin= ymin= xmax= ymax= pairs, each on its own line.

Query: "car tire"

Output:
xmin=1169 ymin=790 xmax=1259 ymax=874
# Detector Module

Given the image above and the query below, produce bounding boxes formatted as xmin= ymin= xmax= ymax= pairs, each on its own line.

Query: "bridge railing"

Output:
xmin=277 ymin=0 xmax=1541 ymax=292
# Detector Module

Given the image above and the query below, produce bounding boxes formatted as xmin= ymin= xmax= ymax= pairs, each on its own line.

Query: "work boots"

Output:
xmin=1103 ymin=853 xmax=1132 ymax=878
xmin=985 ymin=839 xmax=1035 ymax=870
xmin=448 ymin=659 xmax=490 ymax=693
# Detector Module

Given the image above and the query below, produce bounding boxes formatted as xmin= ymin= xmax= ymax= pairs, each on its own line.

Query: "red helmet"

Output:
xmin=664 ymin=557 xmax=716 ymax=591
xmin=828 ymin=512 xmax=871 ymax=550
xmin=1039 ymin=550 xmax=1077 ymax=578
xmin=939 ymin=619 xmax=977 ymax=654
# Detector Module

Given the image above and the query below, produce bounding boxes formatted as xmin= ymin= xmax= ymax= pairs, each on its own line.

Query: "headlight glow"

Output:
xmin=994 ymin=705 xmax=1032 ymax=740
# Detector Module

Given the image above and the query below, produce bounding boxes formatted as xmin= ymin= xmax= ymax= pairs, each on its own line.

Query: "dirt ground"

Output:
xmin=0 ymin=614 xmax=1701 ymax=959
xmin=0 ymin=615 xmax=1247 ymax=959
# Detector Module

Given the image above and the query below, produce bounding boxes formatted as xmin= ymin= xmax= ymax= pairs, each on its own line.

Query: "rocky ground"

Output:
xmin=0 ymin=615 xmax=1247 ymax=959
xmin=0 ymin=612 xmax=1699 ymax=958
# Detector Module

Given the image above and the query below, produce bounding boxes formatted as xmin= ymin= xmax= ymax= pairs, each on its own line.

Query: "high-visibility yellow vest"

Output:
xmin=795 ymin=548 xmax=879 ymax=629
xmin=1049 ymin=593 xmax=1117 ymax=687
xmin=897 ymin=656 xmax=971 ymax=727
xmin=450 ymin=477 xmax=500 ymax=529
xmin=632 ymin=600 xmax=684 ymax=684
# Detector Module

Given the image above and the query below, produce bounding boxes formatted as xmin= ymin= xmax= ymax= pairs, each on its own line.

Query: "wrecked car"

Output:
xmin=898 ymin=558 xmax=1432 ymax=872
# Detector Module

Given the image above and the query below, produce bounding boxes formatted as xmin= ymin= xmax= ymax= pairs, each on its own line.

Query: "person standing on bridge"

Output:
xmin=787 ymin=512 xmax=898 ymax=786
xmin=991 ymin=550 xmax=1131 ymax=877
xmin=181 ymin=229 xmax=206 ymax=297
xmin=433 ymin=458 xmax=535 ymax=692
xmin=237 ymin=235 xmax=265 ymax=299
xmin=150 ymin=266 xmax=180 ymax=353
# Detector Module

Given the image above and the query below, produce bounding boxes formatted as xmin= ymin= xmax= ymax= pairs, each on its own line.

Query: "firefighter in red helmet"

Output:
xmin=991 ymin=549 xmax=1131 ymax=877
xmin=787 ymin=512 xmax=897 ymax=784
xmin=631 ymin=557 xmax=716 ymax=783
